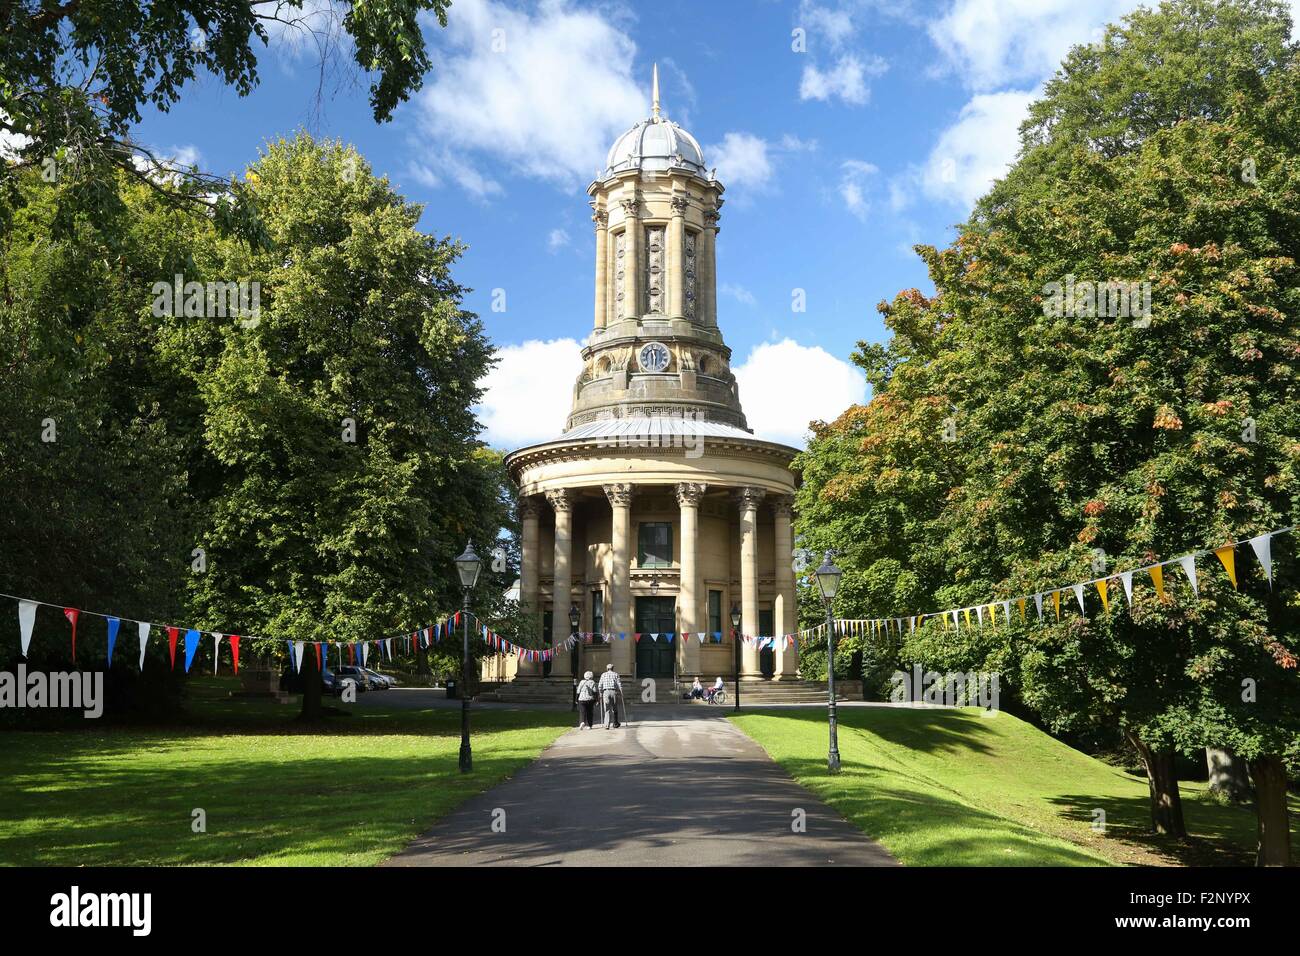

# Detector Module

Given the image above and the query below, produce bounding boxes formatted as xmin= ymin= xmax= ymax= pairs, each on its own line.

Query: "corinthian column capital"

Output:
xmin=770 ymin=494 xmax=795 ymax=519
xmin=734 ymin=486 xmax=766 ymax=512
xmin=603 ymin=482 xmax=635 ymax=508
xmin=675 ymin=482 xmax=708 ymax=507
xmin=518 ymin=496 xmax=542 ymax=521
xmin=544 ymin=488 xmax=573 ymax=513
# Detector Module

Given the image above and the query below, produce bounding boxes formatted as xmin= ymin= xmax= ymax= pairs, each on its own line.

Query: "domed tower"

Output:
xmin=571 ymin=64 xmax=744 ymax=431
xmin=502 ymin=67 xmax=800 ymax=691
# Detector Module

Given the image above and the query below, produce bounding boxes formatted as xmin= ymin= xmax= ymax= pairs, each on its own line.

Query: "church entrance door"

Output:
xmin=635 ymin=596 xmax=677 ymax=679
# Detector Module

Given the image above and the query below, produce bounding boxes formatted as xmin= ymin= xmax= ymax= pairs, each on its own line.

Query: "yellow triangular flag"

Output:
xmin=1017 ymin=597 xmax=1026 ymax=621
xmin=1214 ymin=545 xmax=1238 ymax=590
xmin=1052 ymin=590 xmax=1061 ymax=620
xmin=963 ymin=608 xmax=972 ymax=629
xmin=987 ymin=604 xmax=997 ymax=630
xmin=942 ymin=614 xmax=949 ymax=632
xmin=1097 ymin=578 xmax=1110 ymax=613
xmin=1150 ymin=564 xmax=1166 ymax=602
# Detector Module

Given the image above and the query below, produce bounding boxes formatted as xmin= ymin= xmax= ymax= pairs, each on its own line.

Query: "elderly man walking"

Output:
xmin=597 ymin=663 xmax=622 ymax=729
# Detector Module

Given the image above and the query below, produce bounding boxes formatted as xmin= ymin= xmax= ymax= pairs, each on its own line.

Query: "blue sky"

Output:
xmin=131 ymin=0 xmax=1300 ymax=447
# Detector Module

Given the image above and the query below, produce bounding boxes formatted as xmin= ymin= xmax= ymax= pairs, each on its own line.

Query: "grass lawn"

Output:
xmin=731 ymin=706 xmax=1297 ymax=867
xmin=0 ymin=679 xmax=571 ymax=866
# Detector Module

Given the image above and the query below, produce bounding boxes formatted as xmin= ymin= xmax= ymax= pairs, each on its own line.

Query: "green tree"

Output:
xmin=0 ymin=0 xmax=451 ymax=234
xmin=158 ymin=134 xmax=501 ymax=720
xmin=796 ymin=0 xmax=1300 ymax=864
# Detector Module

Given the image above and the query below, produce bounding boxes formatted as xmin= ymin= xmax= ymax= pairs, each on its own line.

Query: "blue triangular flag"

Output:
xmin=106 ymin=617 xmax=120 ymax=666
xmin=183 ymin=628 xmax=201 ymax=672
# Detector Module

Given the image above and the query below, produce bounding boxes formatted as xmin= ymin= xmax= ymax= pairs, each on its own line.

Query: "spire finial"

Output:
xmin=652 ymin=63 xmax=661 ymax=118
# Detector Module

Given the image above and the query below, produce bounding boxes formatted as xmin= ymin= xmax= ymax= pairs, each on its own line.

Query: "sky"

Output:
xmin=131 ymin=0 xmax=1300 ymax=448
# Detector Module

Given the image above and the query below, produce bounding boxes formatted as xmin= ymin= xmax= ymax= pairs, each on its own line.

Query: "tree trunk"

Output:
xmin=1126 ymin=731 xmax=1188 ymax=837
xmin=1205 ymin=746 xmax=1252 ymax=803
xmin=299 ymin=645 xmax=323 ymax=722
xmin=1248 ymin=755 xmax=1292 ymax=867
xmin=416 ymin=644 xmax=430 ymax=680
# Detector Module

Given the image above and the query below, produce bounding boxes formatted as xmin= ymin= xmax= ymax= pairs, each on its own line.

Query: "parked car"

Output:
xmin=361 ymin=667 xmax=397 ymax=689
xmin=335 ymin=665 xmax=375 ymax=691
xmin=321 ymin=668 xmax=360 ymax=696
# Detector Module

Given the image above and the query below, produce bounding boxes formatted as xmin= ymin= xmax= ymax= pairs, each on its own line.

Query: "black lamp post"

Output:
xmin=569 ymin=602 xmax=581 ymax=712
xmin=815 ymin=550 xmax=843 ymax=773
xmin=454 ymin=540 xmax=482 ymax=773
xmin=730 ymin=603 xmax=742 ymax=711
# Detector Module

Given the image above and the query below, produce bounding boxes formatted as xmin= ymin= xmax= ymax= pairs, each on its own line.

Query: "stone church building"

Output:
xmin=495 ymin=72 xmax=801 ymax=691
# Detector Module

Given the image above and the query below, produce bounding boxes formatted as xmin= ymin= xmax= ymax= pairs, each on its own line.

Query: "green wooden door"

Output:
xmin=635 ymin=596 xmax=677 ymax=678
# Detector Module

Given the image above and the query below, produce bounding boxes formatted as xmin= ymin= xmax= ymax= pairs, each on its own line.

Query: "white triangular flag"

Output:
xmin=1121 ymin=571 xmax=1134 ymax=606
xmin=1178 ymin=555 xmax=1199 ymax=596
xmin=1003 ymin=601 xmax=1012 ymax=624
xmin=361 ymin=641 xmax=369 ymax=666
xmin=294 ymin=640 xmax=306 ymax=673
xmin=976 ymin=605 xmax=985 ymax=625
xmin=138 ymin=621 xmax=151 ymax=670
xmin=17 ymin=600 xmax=37 ymax=656
xmin=1073 ymin=583 xmax=1086 ymax=615
xmin=1248 ymin=533 xmax=1273 ymax=587
xmin=951 ymin=609 xmax=959 ymax=631
xmin=1034 ymin=593 xmax=1044 ymax=619
xmin=212 ymin=633 xmax=223 ymax=674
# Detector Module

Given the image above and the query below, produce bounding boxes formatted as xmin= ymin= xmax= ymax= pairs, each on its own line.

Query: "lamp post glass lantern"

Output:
xmin=815 ymin=550 xmax=842 ymax=773
xmin=455 ymin=540 xmax=481 ymax=773
xmin=730 ymin=603 xmax=741 ymax=711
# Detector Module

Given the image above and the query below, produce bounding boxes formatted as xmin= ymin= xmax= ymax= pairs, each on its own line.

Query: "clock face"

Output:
xmin=638 ymin=342 xmax=671 ymax=373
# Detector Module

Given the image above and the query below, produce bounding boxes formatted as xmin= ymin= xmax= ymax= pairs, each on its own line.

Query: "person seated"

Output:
xmin=688 ymin=677 xmax=704 ymax=699
xmin=705 ymin=677 xmax=724 ymax=702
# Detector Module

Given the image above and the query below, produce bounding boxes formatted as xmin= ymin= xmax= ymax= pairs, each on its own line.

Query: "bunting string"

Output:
xmin=804 ymin=525 xmax=1294 ymax=643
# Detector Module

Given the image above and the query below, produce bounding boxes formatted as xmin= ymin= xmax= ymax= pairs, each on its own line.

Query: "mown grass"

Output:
xmin=731 ymin=706 xmax=1296 ymax=866
xmin=0 ymin=679 xmax=571 ymax=866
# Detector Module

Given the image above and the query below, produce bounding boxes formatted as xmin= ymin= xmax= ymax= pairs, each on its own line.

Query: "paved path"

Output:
xmin=383 ymin=705 xmax=898 ymax=867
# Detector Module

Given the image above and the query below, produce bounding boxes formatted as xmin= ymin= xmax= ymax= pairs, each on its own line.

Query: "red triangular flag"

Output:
xmin=229 ymin=635 xmax=241 ymax=673
xmin=63 ymin=608 xmax=80 ymax=662
xmin=166 ymin=626 xmax=179 ymax=669
xmin=314 ymin=642 xmax=322 ymax=670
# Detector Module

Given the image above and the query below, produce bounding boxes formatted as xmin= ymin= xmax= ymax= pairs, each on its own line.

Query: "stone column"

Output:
xmin=622 ymin=197 xmax=640 ymax=320
xmin=676 ymin=482 xmax=707 ymax=677
xmin=702 ymin=207 xmax=720 ymax=327
xmin=772 ymin=496 xmax=798 ymax=679
xmin=668 ymin=196 xmax=686 ymax=318
xmin=518 ymin=497 xmax=542 ymax=677
xmin=592 ymin=208 xmax=608 ymax=330
xmin=736 ymin=486 xmax=764 ymax=680
xmin=546 ymin=488 xmax=573 ymax=678
xmin=604 ymin=483 xmax=634 ymax=674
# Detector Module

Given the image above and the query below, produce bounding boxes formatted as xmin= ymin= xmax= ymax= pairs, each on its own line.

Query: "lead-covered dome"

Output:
xmin=604 ymin=116 xmax=708 ymax=178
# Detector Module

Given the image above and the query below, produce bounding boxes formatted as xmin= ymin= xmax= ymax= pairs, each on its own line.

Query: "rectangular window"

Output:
xmin=637 ymin=522 xmax=673 ymax=568
xmin=592 ymin=589 xmax=605 ymax=644
xmin=709 ymin=590 xmax=722 ymax=635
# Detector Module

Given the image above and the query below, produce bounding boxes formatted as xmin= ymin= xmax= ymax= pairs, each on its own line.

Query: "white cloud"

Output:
xmin=891 ymin=89 xmax=1033 ymax=212
xmin=547 ymin=228 xmax=571 ymax=253
xmin=929 ymin=0 xmax=1134 ymax=91
xmin=477 ymin=338 xmax=584 ymax=447
xmin=706 ymin=133 xmax=815 ymax=193
xmin=799 ymin=54 xmax=886 ymax=105
xmin=720 ymin=283 xmax=757 ymax=306
xmin=734 ymin=339 xmax=866 ymax=446
xmin=922 ymin=90 xmax=1034 ymax=208
xmin=706 ymin=132 xmax=774 ymax=191
xmin=838 ymin=159 xmax=878 ymax=219
xmin=412 ymin=0 xmax=645 ymax=190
